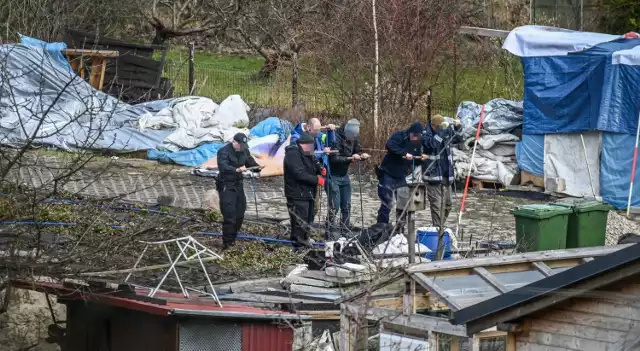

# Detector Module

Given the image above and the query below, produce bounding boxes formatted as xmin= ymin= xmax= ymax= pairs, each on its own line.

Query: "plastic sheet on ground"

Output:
xmin=138 ymin=95 xmax=250 ymax=152
xmin=0 ymin=44 xmax=160 ymax=152
xmin=372 ymin=234 xmax=431 ymax=255
xmin=544 ymin=132 xmax=601 ymax=197
xmin=456 ymin=99 xmax=523 ymax=139
xmin=0 ymin=44 xmax=255 ymax=157
xmin=453 ymin=133 xmax=518 ymax=183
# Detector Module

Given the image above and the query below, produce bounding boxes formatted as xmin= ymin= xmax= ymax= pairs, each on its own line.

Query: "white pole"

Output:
xmin=372 ymin=0 xmax=380 ymax=134
xmin=626 ymin=112 xmax=640 ymax=217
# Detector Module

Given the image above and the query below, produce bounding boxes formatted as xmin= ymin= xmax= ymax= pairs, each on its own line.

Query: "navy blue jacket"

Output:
xmin=422 ymin=124 xmax=462 ymax=185
xmin=380 ymin=130 xmax=423 ymax=179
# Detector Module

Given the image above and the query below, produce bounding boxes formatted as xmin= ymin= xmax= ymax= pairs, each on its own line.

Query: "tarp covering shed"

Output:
xmin=503 ymin=25 xmax=640 ymax=207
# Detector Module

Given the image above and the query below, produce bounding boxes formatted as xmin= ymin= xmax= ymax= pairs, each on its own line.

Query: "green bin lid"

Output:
xmin=511 ymin=204 xmax=573 ymax=219
xmin=551 ymin=199 xmax=613 ymax=213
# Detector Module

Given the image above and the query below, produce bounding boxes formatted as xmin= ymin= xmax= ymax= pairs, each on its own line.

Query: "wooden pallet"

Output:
xmin=471 ymin=179 xmax=503 ymax=190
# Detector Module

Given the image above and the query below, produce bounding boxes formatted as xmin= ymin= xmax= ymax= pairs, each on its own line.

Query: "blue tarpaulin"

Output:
xmin=521 ymin=38 xmax=640 ymax=135
xmin=504 ymin=26 xmax=640 ymax=208
xmin=515 ymin=135 xmax=544 ymax=176
xmin=147 ymin=117 xmax=293 ymax=167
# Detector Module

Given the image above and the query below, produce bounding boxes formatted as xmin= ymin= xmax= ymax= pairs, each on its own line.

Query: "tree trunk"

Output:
xmin=291 ymin=51 xmax=299 ymax=108
xmin=152 ymin=28 xmax=168 ymax=45
xmin=257 ymin=53 xmax=281 ymax=79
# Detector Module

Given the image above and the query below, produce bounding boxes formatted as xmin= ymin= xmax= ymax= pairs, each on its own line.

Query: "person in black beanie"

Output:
xmin=216 ymin=133 xmax=262 ymax=250
xmin=284 ymin=133 xmax=326 ymax=251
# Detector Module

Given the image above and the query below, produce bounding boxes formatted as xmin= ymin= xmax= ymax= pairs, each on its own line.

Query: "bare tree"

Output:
xmin=147 ymin=0 xmax=223 ymax=45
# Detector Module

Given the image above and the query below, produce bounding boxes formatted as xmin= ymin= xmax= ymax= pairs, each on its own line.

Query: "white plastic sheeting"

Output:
xmin=544 ymin=132 xmax=601 ymax=197
xmin=0 ymin=44 xmax=251 ymax=154
xmin=138 ymin=95 xmax=250 ymax=152
xmin=502 ymin=25 xmax=620 ymax=57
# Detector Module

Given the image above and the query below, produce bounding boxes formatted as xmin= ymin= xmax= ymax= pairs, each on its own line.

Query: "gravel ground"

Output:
xmin=606 ymin=211 xmax=640 ymax=245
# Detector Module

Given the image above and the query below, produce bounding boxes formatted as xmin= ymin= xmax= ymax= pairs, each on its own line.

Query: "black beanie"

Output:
xmin=407 ymin=122 xmax=424 ymax=134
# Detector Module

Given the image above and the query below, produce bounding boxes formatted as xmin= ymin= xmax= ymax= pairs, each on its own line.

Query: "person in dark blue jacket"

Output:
xmin=376 ymin=122 xmax=426 ymax=224
xmin=422 ymin=115 xmax=463 ymax=228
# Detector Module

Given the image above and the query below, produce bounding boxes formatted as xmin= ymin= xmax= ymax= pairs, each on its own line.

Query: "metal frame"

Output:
xmin=125 ymin=236 xmax=224 ymax=307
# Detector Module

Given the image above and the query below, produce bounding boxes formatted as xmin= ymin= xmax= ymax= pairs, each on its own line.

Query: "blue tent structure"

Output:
xmin=505 ymin=26 xmax=640 ymax=209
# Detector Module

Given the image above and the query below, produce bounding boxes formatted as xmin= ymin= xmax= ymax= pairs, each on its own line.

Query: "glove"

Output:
xmin=440 ymin=121 xmax=450 ymax=129
xmin=317 ymin=176 xmax=326 ymax=187
xmin=453 ymin=119 xmax=461 ymax=127
xmin=321 ymin=168 xmax=327 ymax=176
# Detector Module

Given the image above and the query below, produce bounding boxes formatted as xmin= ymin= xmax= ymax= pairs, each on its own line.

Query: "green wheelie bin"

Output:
xmin=552 ymin=199 xmax=613 ymax=248
xmin=511 ymin=204 xmax=573 ymax=252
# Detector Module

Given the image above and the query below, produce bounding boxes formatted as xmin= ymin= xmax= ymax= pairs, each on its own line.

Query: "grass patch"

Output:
xmin=161 ymin=48 xmax=524 ymax=114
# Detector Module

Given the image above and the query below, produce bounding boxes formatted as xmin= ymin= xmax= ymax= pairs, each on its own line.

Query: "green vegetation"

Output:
xmin=161 ymin=46 xmax=524 ymax=114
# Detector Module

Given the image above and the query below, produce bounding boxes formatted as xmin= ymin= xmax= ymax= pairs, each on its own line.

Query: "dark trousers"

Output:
xmin=287 ymin=198 xmax=314 ymax=250
xmin=376 ymin=173 xmax=406 ymax=224
xmin=326 ymin=175 xmax=352 ymax=236
xmin=219 ymin=182 xmax=246 ymax=248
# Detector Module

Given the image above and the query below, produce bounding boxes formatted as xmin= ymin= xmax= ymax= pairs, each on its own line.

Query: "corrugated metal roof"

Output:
xmin=13 ymin=280 xmax=308 ymax=321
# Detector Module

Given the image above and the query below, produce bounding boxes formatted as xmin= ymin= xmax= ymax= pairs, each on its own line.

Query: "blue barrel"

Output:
xmin=416 ymin=227 xmax=452 ymax=260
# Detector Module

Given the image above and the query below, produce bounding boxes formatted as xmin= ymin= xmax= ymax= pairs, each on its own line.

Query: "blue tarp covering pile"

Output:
xmin=503 ymin=26 xmax=640 ymax=208
xmin=148 ymin=117 xmax=293 ymax=167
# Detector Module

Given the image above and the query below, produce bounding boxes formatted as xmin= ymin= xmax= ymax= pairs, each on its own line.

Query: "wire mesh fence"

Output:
xmin=164 ymin=60 xmax=343 ymax=113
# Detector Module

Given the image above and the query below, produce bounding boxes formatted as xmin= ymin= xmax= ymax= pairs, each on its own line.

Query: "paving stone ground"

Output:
xmin=6 ymin=152 xmax=542 ymax=245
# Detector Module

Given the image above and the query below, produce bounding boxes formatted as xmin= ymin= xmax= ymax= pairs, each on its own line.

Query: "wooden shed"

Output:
xmin=337 ymin=244 xmax=633 ymax=351
xmin=453 ymin=242 xmax=640 ymax=351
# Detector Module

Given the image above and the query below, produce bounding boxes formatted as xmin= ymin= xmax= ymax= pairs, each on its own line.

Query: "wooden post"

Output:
xmin=506 ymin=332 xmax=516 ymax=351
xmin=427 ymin=88 xmax=432 ymax=124
xmin=188 ymin=42 xmax=196 ymax=95
xmin=450 ymin=336 xmax=461 ymax=351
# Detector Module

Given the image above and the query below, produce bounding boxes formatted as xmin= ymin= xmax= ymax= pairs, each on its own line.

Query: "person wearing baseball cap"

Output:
xmin=284 ymin=133 xmax=326 ymax=251
xmin=216 ymin=132 xmax=263 ymax=250
xmin=422 ymin=114 xmax=462 ymax=229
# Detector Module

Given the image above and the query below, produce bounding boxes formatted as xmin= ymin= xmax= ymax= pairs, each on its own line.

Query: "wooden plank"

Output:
xmin=473 ymin=267 xmax=508 ymax=293
xmin=515 ymin=341 xmax=576 ymax=351
xmin=451 ymin=336 xmax=461 ymax=351
xmin=459 ymin=26 xmax=510 ymax=38
xmin=302 ymin=269 xmax=372 ymax=285
xmin=532 ymin=261 xmax=554 ymax=277
xmin=381 ymin=313 xmax=468 ymax=337
xmin=283 ymin=275 xmax=337 ymax=288
xmin=407 ymin=245 xmax=630 ymax=274
xmin=563 ymin=297 xmax=640 ymax=321
xmin=519 ymin=330 xmax=612 ymax=351
xmin=464 ymin=259 xmax=640 ymax=335
xmin=527 ymin=317 xmax=626 ymax=344
xmin=506 ymin=333 xmax=516 ymax=351
xmin=62 ymin=49 xmax=119 ymax=57
xmin=299 ymin=310 xmax=340 ymax=320
xmin=412 ymin=272 xmax=463 ymax=311
xmin=536 ymin=308 xmax=634 ymax=332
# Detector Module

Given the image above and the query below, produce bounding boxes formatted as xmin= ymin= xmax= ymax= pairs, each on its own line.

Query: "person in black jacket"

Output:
xmin=327 ymin=119 xmax=370 ymax=237
xmin=284 ymin=133 xmax=326 ymax=251
xmin=216 ymin=133 xmax=262 ymax=250
xmin=376 ymin=122 xmax=426 ymax=225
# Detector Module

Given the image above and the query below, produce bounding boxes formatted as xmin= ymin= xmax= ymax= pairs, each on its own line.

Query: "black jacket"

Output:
xmin=328 ymin=127 xmax=361 ymax=177
xmin=284 ymin=144 xmax=322 ymax=200
xmin=217 ymin=142 xmax=259 ymax=183
xmin=380 ymin=129 xmax=422 ymax=179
